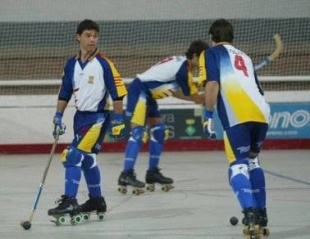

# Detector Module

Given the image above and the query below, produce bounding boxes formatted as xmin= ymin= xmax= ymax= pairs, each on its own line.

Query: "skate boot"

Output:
xmin=145 ymin=167 xmax=174 ymax=192
xmin=257 ymin=208 xmax=270 ymax=236
xmin=242 ymin=208 xmax=261 ymax=239
xmin=118 ymin=169 xmax=145 ymax=195
xmin=48 ymin=195 xmax=82 ymax=226
xmin=79 ymin=194 xmax=106 ymax=221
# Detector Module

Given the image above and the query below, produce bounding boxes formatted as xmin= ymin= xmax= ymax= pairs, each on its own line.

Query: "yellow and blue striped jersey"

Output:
xmin=136 ymin=56 xmax=198 ymax=99
xmin=200 ymin=44 xmax=270 ymax=129
xmin=58 ymin=49 xmax=127 ymax=112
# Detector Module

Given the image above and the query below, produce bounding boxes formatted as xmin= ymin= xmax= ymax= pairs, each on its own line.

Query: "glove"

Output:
xmin=109 ymin=114 xmax=125 ymax=140
xmin=203 ymin=110 xmax=216 ymax=140
xmin=53 ymin=111 xmax=66 ymax=138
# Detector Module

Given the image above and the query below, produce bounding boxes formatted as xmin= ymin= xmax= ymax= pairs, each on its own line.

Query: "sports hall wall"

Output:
xmin=0 ymin=0 xmax=309 ymax=153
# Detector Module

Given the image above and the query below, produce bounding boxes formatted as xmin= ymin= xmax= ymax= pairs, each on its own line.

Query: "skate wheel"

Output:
xmin=82 ymin=213 xmax=90 ymax=221
xmin=146 ymin=184 xmax=155 ymax=192
xmin=243 ymin=226 xmax=249 ymax=235
xmin=97 ymin=213 xmax=105 ymax=221
xmin=161 ymin=185 xmax=172 ymax=192
xmin=254 ymin=225 xmax=260 ymax=234
xmin=55 ymin=216 xmax=66 ymax=226
xmin=118 ymin=186 xmax=127 ymax=194
xmin=132 ymin=188 xmax=144 ymax=195
xmin=261 ymin=227 xmax=270 ymax=236
xmin=70 ymin=214 xmax=82 ymax=225
xmin=243 ymin=225 xmax=261 ymax=239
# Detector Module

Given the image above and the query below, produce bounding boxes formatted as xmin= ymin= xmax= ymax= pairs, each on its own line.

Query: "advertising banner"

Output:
xmin=160 ymin=102 xmax=310 ymax=140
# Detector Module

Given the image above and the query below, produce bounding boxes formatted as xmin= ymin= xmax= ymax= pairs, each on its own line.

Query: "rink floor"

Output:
xmin=0 ymin=150 xmax=309 ymax=239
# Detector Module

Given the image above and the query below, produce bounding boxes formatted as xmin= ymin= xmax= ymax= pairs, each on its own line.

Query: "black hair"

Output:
xmin=76 ymin=19 xmax=100 ymax=35
xmin=185 ymin=39 xmax=209 ymax=59
xmin=209 ymin=18 xmax=234 ymax=43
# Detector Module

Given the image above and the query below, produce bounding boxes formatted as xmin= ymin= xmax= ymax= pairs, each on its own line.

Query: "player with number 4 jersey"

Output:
xmin=200 ymin=19 xmax=270 ymax=238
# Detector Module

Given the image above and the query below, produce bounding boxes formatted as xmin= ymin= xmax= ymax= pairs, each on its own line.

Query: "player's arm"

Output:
xmin=204 ymin=81 xmax=218 ymax=111
xmin=172 ymin=89 xmax=204 ymax=104
xmin=202 ymin=49 xmax=219 ymax=139
xmin=55 ymin=100 xmax=68 ymax=114
xmin=112 ymin=98 xmax=125 ymax=115
xmin=102 ymin=58 xmax=127 ymax=140
xmin=173 ymin=60 xmax=205 ymax=104
xmin=52 ymin=61 xmax=73 ymax=138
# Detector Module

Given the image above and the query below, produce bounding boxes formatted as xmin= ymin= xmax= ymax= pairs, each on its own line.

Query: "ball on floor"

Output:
xmin=230 ymin=216 xmax=238 ymax=226
xmin=21 ymin=220 xmax=32 ymax=230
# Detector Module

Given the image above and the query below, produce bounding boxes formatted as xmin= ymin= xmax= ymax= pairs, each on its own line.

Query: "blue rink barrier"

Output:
xmin=158 ymin=102 xmax=310 ymax=140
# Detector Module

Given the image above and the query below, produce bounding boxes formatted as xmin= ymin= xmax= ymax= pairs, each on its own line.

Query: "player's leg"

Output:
xmin=147 ymin=107 xmax=164 ymax=170
xmin=118 ymin=124 xmax=146 ymax=189
xmin=224 ymin=124 xmax=258 ymax=214
xmin=118 ymin=83 xmax=147 ymax=188
xmin=80 ymin=153 xmax=106 ymax=214
xmin=248 ymin=122 xmax=269 ymax=227
xmin=48 ymin=146 xmax=84 ymax=216
xmin=78 ymin=114 xmax=110 ymax=214
xmin=146 ymin=106 xmax=173 ymax=187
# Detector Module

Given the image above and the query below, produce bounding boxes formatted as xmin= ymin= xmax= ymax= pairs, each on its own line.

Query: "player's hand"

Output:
xmin=109 ymin=114 xmax=125 ymax=140
xmin=53 ymin=111 xmax=66 ymax=138
xmin=203 ymin=110 xmax=216 ymax=140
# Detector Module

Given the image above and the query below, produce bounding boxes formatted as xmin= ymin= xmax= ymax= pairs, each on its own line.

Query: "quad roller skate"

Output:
xmin=145 ymin=167 xmax=174 ymax=192
xmin=118 ymin=170 xmax=145 ymax=195
xmin=48 ymin=195 xmax=82 ymax=226
xmin=242 ymin=208 xmax=261 ymax=239
xmin=79 ymin=195 xmax=106 ymax=221
xmin=257 ymin=208 xmax=270 ymax=236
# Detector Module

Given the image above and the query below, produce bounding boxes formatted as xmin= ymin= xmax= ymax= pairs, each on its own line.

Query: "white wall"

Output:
xmin=0 ymin=0 xmax=309 ymax=22
xmin=0 ymin=92 xmax=309 ymax=144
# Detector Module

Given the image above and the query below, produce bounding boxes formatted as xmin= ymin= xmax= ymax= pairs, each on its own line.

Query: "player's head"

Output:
xmin=76 ymin=19 xmax=100 ymax=52
xmin=209 ymin=18 xmax=234 ymax=44
xmin=185 ymin=39 xmax=209 ymax=60
xmin=76 ymin=19 xmax=100 ymax=35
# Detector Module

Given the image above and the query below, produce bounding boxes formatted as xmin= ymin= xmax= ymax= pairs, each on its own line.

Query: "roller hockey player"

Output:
xmin=117 ymin=40 xmax=208 ymax=195
xmin=48 ymin=19 xmax=127 ymax=225
xmin=201 ymin=19 xmax=271 ymax=238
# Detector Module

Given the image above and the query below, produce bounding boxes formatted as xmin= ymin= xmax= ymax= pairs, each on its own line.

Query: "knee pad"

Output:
xmin=61 ymin=146 xmax=84 ymax=167
xmin=82 ymin=153 xmax=97 ymax=170
xmin=129 ymin=126 xmax=145 ymax=145
xmin=248 ymin=157 xmax=260 ymax=171
xmin=229 ymin=160 xmax=249 ymax=181
xmin=150 ymin=123 xmax=167 ymax=144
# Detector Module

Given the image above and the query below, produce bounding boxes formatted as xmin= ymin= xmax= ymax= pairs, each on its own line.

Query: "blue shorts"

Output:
xmin=223 ymin=122 xmax=268 ymax=164
xmin=125 ymin=78 xmax=161 ymax=126
xmin=71 ymin=110 xmax=110 ymax=154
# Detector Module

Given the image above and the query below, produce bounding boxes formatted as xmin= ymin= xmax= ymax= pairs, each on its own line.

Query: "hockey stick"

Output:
xmin=20 ymin=133 xmax=59 ymax=230
xmin=254 ymin=33 xmax=283 ymax=70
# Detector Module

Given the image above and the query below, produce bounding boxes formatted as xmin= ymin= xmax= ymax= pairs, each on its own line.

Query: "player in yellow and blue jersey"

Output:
xmin=117 ymin=40 xmax=208 ymax=195
xmin=48 ymin=19 xmax=127 ymax=223
xmin=201 ymin=19 xmax=270 ymax=236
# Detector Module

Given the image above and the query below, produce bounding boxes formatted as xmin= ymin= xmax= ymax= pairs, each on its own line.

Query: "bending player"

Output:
xmin=200 ymin=19 xmax=270 ymax=237
xmin=118 ymin=40 xmax=209 ymax=195
xmin=48 ymin=19 xmax=127 ymax=224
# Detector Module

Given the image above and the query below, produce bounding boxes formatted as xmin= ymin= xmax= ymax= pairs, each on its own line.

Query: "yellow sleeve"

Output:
xmin=198 ymin=50 xmax=207 ymax=88
xmin=187 ymin=69 xmax=199 ymax=95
